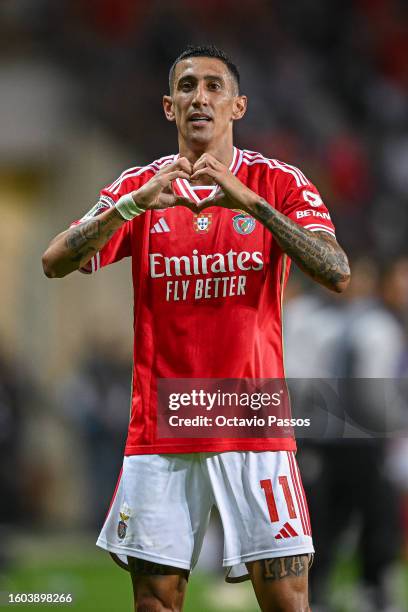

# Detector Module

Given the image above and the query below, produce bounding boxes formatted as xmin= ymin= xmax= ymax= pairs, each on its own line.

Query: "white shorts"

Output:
xmin=97 ymin=450 xmax=314 ymax=581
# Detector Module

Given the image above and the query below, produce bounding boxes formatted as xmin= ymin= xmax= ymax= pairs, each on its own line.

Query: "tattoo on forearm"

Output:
xmin=69 ymin=246 xmax=97 ymax=263
xmin=262 ymin=555 xmax=307 ymax=581
xmin=65 ymin=215 xmax=118 ymax=264
xmin=66 ymin=220 xmax=100 ymax=250
xmin=253 ymin=199 xmax=350 ymax=288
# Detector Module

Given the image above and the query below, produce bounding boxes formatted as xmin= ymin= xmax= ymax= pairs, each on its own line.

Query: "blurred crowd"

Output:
xmin=2 ymin=256 xmax=408 ymax=610
xmin=285 ymin=257 xmax=408 ymax=611
xmin=0 ymin=0 xmax=408 ymax=610
xmin=1 ymin=0 xmax=408 ymax=258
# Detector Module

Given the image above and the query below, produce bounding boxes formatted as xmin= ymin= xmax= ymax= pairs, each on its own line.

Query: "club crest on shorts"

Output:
xmin=232 ymin=212 xmax=256 ymax=235
xmin=193 ymin=213 xmax=212 ymax=232
xmin=117 ymin=510 xmax=130 ymax=540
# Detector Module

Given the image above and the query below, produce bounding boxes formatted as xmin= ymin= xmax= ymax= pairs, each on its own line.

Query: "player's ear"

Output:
xmin=232 ymin=95 xmax=247 ymax=121
xmin=163 ymin=96 xmax=176 ymax=122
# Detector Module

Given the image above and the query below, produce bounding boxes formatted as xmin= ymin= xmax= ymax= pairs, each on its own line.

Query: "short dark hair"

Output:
xmin=169 ymin=44 xmax=240 ymax=93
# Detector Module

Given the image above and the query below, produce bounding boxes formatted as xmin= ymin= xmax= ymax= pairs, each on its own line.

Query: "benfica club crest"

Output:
xmin=232 ymin=212 xmax=256 ymax=235
xmin=193 ymin=213 xmax=212 ymax=232
xmin=117 ymin=520 xmax=127 ymax=539
xmin=117 ymin=510 xmax=130 ymax=540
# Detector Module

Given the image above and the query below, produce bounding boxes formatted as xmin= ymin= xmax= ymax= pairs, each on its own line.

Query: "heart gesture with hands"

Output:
xmin=131 ymin=153 xmax=258 ymax=215
xmin=131 ymin=157 xmax=198 ymax=212
xmin=191 ymin=153 xmax=258 ymax=213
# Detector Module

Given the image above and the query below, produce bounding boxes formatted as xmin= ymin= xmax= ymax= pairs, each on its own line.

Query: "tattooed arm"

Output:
xmin=42 ymin=207 xmax=125 ymax=278
xmin=191 ymin=154 xmax=350 ymax=293
xmin=42 ymin=158 xmax=200 ymax=279
xmin=249 ymin=198 xmax=350 ymax=293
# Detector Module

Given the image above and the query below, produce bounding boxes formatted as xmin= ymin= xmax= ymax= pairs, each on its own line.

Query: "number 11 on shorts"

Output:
xmin=260 ymin=476 xmax=297 ymax=523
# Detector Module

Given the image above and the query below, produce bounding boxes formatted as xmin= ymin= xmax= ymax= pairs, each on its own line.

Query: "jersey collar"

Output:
xmin=173 ymin=147 xmax=243 ymax=204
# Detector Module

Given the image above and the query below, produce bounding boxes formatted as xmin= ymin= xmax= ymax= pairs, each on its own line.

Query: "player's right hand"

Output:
xmin=130 ymin=158 xmax=197 ymax=211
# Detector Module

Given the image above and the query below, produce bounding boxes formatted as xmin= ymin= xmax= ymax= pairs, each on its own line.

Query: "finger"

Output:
xmin=190 ymin=167 xmax=218 ymax=180
xmin=193 ymin=153 xmax=218 ymax=173
xmin=160 ymin=170 xmax=191 ymax=185
xmin=197 ymin=192 xmax=229 ymax=209
xmin=159 ymin=158 xmax=192 ymax=176
xmin=157 ymin=192 xmax=194 ymax=209
xmin=178 ymin=157 xmax=193 ymax=174
xmin=192 ymin=156 xmax=208 ymax=173
xmin=209 ymin=192 xmax=225 ymax=204
xmin=156 ymin=192 xmax=178 ymax=208
xmin=205 ymin=155 xmax=220 ymax=168
xmin=173 ymin=157 xmax=193 ymax=174
xmin=161 ymin=183 xmax=173 ymax=195
xmin=192 ymin=154 xmax=219 ymax=173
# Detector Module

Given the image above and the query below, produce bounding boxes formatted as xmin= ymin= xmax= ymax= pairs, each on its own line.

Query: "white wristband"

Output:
xmin=115 ymin=193 xmax=146 ymax=220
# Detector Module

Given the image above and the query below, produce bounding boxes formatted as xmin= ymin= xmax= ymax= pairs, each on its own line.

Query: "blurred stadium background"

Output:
xmin=0 ymin=1 xmax=408 ymax=610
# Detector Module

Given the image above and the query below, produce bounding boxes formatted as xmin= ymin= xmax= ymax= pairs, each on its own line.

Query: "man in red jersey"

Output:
xmin=42 ymin=45 xmax=350 ymax=611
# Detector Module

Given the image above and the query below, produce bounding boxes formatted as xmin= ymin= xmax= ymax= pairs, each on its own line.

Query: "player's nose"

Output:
xmin=192 ymin=82 xmax=209 ymax=106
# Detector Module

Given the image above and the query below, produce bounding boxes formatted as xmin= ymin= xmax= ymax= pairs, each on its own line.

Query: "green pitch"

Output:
xmin=1 ymin=534 xmax=407 ymax=611
xmin=1 ymin=557 xmax=258 ymax=611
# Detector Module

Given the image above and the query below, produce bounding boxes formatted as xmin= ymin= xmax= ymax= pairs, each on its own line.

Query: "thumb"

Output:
xmin=173 ymin=196 xmax=200 ymax=212
xmin=197 ymin=191 xmax=227 ymax=210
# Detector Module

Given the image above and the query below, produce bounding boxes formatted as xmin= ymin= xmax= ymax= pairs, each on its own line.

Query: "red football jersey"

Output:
xmin=73 ymin=147 xmax=336 ymax=454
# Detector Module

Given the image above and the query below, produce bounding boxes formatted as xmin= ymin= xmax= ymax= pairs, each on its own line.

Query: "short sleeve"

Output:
xmin=70 ymin=187 xmax=132 ymax=274
xmin=278 ymin=167 xmax=336 ymax=238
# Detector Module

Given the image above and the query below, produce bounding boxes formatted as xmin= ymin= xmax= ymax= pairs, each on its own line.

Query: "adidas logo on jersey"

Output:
xmin=275 ymin=522 xmax=298 ymax=539
xmin=151 ymin=218 xmax=170 ymax=234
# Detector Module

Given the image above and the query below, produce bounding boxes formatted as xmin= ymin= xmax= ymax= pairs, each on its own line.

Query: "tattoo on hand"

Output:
xmin=262 ymin=555 xmax=307 ymax=581
xmin=253 ymin=199 xmax=350 ymax=288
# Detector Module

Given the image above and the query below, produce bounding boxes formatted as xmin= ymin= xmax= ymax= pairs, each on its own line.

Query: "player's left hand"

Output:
xmin=190 ymin=154 xmax=258 ymax=212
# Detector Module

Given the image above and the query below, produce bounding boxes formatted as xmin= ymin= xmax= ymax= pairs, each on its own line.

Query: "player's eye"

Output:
xmin=180 ymin=81 xmax=194 ymax=91
xmin=208 ymin=82 xmax=221 ymax=90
